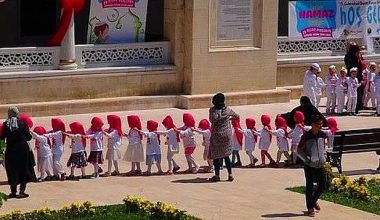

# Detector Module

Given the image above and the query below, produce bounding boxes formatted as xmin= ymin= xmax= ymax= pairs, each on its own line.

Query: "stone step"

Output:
xmin=0 ymin=89 xmax=292 ymax=118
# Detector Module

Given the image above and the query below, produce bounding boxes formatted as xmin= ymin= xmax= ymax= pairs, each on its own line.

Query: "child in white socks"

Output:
xmin=325 ymin=65 xmax=338 ymax=114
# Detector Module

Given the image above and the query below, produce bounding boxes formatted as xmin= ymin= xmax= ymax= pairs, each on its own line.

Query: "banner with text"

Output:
xmin=87 ymin=0 xmax=148 ymax=44
xmin=289 ymin=0 xmax=380 ymax=39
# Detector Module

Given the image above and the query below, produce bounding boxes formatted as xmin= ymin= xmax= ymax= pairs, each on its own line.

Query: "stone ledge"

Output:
xmin=279 ymin=85 xmax=304 ymax=100
xmin=179 ymin=89 xmax=291 ymax=109
xmin=0 ymin=65 xmax=176 ymax=79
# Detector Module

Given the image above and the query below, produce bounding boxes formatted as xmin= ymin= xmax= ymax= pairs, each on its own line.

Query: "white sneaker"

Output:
xmin=192 ymin=165 xmax=200 ymax=173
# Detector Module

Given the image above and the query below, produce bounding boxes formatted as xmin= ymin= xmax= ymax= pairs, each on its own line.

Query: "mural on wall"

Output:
xmin=87 ymin=0 xmax=148 ymax=44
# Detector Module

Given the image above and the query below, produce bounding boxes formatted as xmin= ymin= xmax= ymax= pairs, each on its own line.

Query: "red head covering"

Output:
xmin=183 ymin=113 xmax=195 ymax=127
xmin=245 ymin=118 xmax=257 ymax=142
xmin=127 ymin=115 xmax=142 ymax=130
xmin=33 ymin=126 xmax=50 ymax=149
xmin=294 ymin=111 xmax=305 ymax=125
xmin=261 ymin=115 xmax=272 ymax=129
xmin=326 ymin=117 xmax=339 ymax=134
xmin=261 ymin=115 xmax=272 ymax=140
xmin=147 ymin=120 xmax=158 ymax=132
xmin=19 ymin=114 xmax=33 ymax=128
xmin=275 ymin=115 xmax=288 ymax=136
xmin=51 ymin=118 xmax=66 ymax=144
xmin=198 ymin=119 xmax=211 ymax=130
xmin=162 ymin=115 xmax=180 ymax=142
xmin=69 ymin=122 xmax=86 ymax=148
xmin=231 ymin=119 xmax=243 ymax=146
xmin=127 ymin=115 xmax=142 ymax=139
xmin=162 ymin=115 xmax=175 ymax=129
xmin=147 ymin=120 xmax=160 ymax=144
xmin=107 ymin=115 xmax=123 ymax=136
xmin=90 ymin=117 xmax=104 ymax=132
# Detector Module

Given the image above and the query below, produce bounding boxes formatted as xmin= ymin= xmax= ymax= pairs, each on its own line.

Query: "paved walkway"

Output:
xmin=0 ymin=98 xmax=379 ymax=219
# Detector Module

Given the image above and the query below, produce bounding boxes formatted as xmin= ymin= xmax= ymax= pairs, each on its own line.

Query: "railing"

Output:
xmin=0 ymin=41 xmax=171 ymax=72
xmin=0 ymin=47 xmax=60 ymax=72
xmin=76 ymin=41 xmax=170 ymax=68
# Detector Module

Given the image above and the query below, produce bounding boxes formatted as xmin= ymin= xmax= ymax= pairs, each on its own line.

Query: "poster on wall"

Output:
xmin=289 ymin=0 xmax=380 ymax=40
xmin=217 ymin=0 xmax=252 ymax=41
xmin=87 ymin=0 xmax=148 ymax=44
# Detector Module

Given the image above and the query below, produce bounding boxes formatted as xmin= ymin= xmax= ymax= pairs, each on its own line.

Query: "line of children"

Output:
xmin=321 ymin=63 xmax=380 ymax=116
xmin=20 ymin=112 xmax=355 ymax=182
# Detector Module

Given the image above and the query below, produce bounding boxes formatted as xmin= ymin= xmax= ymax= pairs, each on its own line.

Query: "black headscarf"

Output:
xmin=281 ymin=96 xmax=326 ymax=128
xmin=212 ymin=93 xmax=226 ymax=110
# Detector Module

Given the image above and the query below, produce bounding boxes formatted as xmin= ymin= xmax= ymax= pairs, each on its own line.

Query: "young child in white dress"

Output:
xmin=193 ymin=119 xmax=213 ymax=172
xmin=84 ymin=117 xmax=104 ymax=178
xmin=271 ymin=116 xmax=291 ymax=167
xmin=137 ymin=120 xmax=163 ymax=175
xmin=178 ymin=113 xmax=199 ymax=173
xmin=65 ymin=122 xmax=87 ymax=179
xmin=325 ymin=65 xmax=339 ymax=114
xmin=231 ymin=119 xmax=243 ymax=167
xmin=258 ymin=115 xmax=276 ymax=167
xmin=288 ymin=111 xmax=309 ymax=165
xmin=102 ymin=115 xmax=122 ymax=176
xmin=362 ymin=63 xmax=376 ymax=109
xmin=238 ymin=118 xmax=259 ymax=167
xmin=44 ymin=118 xmax=66 ymax=180
xmin=336 ymin=67 xmax=349 ymax=114
xmin=156 ymin=115 xmax=180 ymax=175
xmin=124 ymin=115 xmax=144 ymax=175
xmin=323 ymin=117 xmax=338 ymax=152
xmin=315 ymin=68 xmax=327 ymax=109
xmin=30 ymin=126 xmax=54 ymax=182
xmin=347 ymin=67 xmax=361 ymax=115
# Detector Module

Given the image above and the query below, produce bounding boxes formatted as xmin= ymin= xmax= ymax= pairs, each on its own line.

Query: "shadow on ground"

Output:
xmin=261 ymin=212 xmax=307 ymax=218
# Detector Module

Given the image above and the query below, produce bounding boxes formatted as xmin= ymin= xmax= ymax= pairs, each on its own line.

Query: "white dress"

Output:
xmin=272 ymin=128 xmax=289 ymax=152
xmin=106 ymin=130 xmax=122 ymax=160
xmin=124 ymin=129 xmax=144 ymax=162
xmin=258 ymin=128 xmax=271 ymax=151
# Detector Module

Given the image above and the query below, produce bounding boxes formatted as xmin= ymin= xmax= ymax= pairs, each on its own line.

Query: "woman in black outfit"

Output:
xmin=344 ymin=42 xmax=366 ymax=113
xmin=0 ymin=107 xmax=36 ymax=198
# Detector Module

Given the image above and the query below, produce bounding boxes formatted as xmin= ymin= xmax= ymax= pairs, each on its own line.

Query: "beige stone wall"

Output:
xmin=182 ymin=0 xmax=279 ymax=95
xmin=0 ymin=69 xmax=178 ymax=104
xmin=163 ymin=0 xmax=186 ymax=93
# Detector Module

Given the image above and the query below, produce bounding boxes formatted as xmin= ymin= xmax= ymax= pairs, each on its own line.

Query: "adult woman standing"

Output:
xmin=0 ymin=107 xmax=36 ymax=198
xmin=208 ymin=93 xmax=239 ymax=182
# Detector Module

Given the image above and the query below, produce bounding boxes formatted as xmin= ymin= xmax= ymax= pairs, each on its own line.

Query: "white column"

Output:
xmin=59 ymin=10 xmax=78 ymax=70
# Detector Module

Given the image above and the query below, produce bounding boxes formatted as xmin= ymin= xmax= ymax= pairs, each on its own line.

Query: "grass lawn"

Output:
xmin=287 ymin=183 xmax=380 ymax=215
xmin=70 ymin=204 xmax=147 ymax=220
